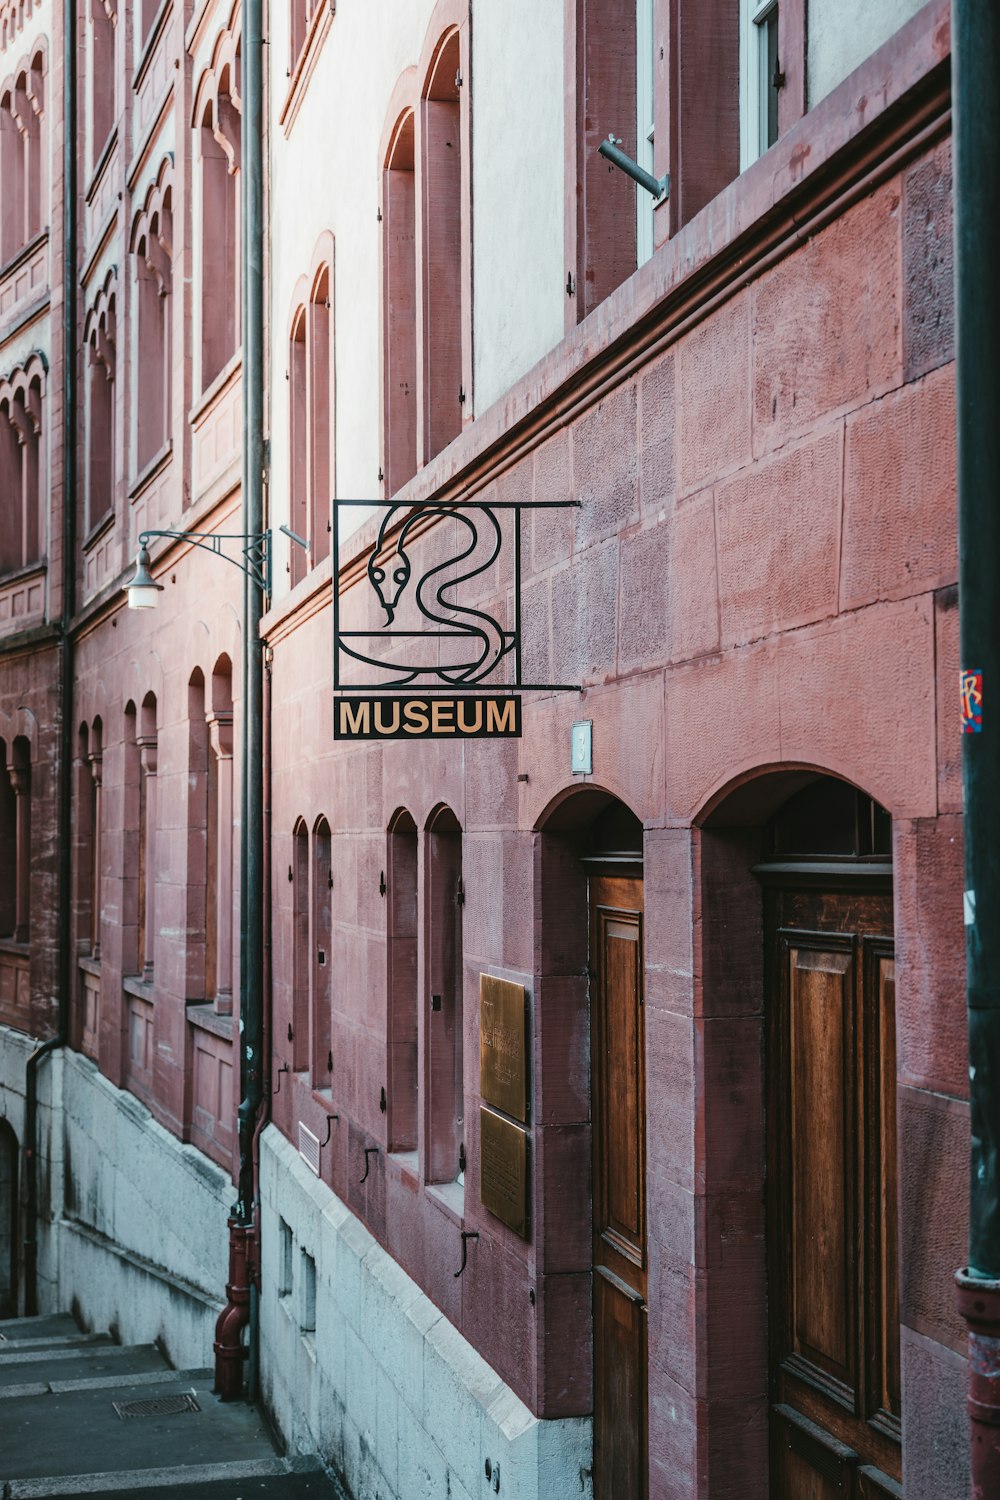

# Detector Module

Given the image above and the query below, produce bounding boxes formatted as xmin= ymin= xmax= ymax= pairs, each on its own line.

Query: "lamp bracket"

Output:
xmin=138 ymin=528 xmax=271 ymax=594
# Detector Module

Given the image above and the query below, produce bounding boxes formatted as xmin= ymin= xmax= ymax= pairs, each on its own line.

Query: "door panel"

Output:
xmin=788 ymin=942 xmax=855 ymax=1394
xmin=593 ymin=1267 xmax=647 ymax=1499
xmin=869 ymin=948 xmax=900 ymax=1429
xmin=773 ymin=1405 xmax=857 ymax=1499
xmin=591 ymin=873 xmax=646 ymax=1500
xmin=600 ymin=915 xmax=644 ymax=1263
xmin=767 ymin=881 xmax=900 ymax=1494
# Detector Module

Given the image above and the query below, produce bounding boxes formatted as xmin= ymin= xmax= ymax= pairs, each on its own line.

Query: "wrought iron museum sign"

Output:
xmin=333 ymin=497 xmax=578 ymax=740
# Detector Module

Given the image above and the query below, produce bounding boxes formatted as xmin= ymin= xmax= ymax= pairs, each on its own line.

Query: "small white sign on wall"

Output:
xmin=571 ymin=720 xmax=592 ymax=775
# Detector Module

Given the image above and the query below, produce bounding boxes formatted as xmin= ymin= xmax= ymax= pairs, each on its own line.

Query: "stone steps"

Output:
xmin=0 ymin=1314 xmax=346 ymax=1500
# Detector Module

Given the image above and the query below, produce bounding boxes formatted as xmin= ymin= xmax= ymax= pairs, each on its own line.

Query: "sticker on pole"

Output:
xmin=961 ymin=669 xmax=983 ymax=733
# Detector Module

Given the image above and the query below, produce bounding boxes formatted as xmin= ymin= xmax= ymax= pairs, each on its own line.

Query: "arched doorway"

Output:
xmin=757 ymin=777 xmax=900 ymax=1496
xmin=582 ymin=802 xmax=647 ymax=1500
xmin=0 ymin=1120 xmax=18 ymax=1317
xmin=536 ymin=789 xmax=648 ymax=1498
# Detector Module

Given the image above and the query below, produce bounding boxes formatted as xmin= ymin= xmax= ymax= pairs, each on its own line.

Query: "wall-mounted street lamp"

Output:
xmin=124 ymin=528 xmax=271 ymax=608
xmin=122 ymin=517 xmax=273 ymax=1401
xmin=597 ymin=133 xmax=670 ymax=203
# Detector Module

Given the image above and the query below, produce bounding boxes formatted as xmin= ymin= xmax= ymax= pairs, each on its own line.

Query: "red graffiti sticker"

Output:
xmin=961 ymin=669 xmax=983 ymax=733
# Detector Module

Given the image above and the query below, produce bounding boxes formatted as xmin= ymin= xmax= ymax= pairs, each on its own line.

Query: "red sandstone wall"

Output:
xmin=260 ymin=90 xmax=964 ymax=1495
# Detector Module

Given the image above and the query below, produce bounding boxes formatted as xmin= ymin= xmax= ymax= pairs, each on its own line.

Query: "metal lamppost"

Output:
xmin=123 ymin=522 xmax=269 ymax=1400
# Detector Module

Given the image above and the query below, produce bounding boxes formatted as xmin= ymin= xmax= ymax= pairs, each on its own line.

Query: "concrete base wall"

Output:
xmin=0 ymin=1030 xmax=231 ymax=1369
xmin=0 ymin=1026 xmax=63 ymax=1313
xmin=260 ymin=1128 xmax=592 ymax=1500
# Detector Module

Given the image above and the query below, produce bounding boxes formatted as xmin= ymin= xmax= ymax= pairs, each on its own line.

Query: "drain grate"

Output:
xmin=113 ymin=1392 xmax=201 ymax=1420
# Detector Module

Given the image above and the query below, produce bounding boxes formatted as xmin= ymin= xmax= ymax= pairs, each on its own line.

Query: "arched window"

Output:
xmin=0 ymin=86 xmax=25 ymax=264
xmin=312 ymin=818 xmax=332 ymax=1088
xmin=308 ymin=267 xmax=332 ymax=567
xmin=206 ymin=657 xmax=234 ymax=1012
xmin=425 ymin=804 xmax=463 ymax=1183
xmin=75 ymin=716 xmax=103 ymax=959
xmin=291 ymin=819 xmax=309 ymax=1072
xmin=137 ymin=693 xmax=158 ymax=979
xmin=0 ymin=361 xmax=44 ymax=574
xmin=421 ymin=32 xmax=464 ymax=463
xmin=288 ymin=308 xmax=308 ymax=587
xmin=123 ymin=702 xmax=140 ymax=973
xmin=186 ymin=671 xmax=209 ymax=1000
xmin=0 ymin=739 xmax=20 ymax=939
xmin=0 ymin=52 xmax=44 ymax=263
xmin=88 ymin=717 xmax=103 ymax=958
xmin=132 ymin=179 xmax=173 ymax=472
xmin=382 ymin=110 xmax=417 ymax=494
xmin=85 ymin=284 xmax=116 ymax=531
xmin=287 ymin=250 xmax=334 ymax=584
xmin=387 ymin=809 xmax=418 ymax=1154
xmin=198 ymin=67 xmax=241 ymax=392
xmin=90 ymin=0 xmax=116 ymax=165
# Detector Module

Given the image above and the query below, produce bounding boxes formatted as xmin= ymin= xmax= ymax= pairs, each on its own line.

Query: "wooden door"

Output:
xmin=590 ymin=873 xmax=647 ymax=1500
xmin=766 ymin=880 xmax=900 ymax=1499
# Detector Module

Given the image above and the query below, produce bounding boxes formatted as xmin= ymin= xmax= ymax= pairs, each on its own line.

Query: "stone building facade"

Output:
xmin=0 ymin=0 xmax=968 ymax=1497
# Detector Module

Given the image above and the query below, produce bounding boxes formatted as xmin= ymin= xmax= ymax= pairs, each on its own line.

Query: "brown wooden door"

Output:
xmin=766 ymin=880 xmax=901 ymax=1500
xmin=590 ymin=872 xmax=647 ymax=1500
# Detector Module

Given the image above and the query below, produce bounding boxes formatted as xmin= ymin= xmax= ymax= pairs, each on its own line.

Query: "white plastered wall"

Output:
xmin=0 ymin=1031 xmax=230 ymax=1368
xmin=266 ymin=0 xmax=567 ymax=600
xmin=808 ymin=0 xmax=927 ymax=105
xmin=470 ymin=0 xmax=565 ymax=415
xmin=260 ymin=1128 xmax=593 ymax=1500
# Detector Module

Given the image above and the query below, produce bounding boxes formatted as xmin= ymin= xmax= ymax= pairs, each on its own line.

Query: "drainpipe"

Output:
xmin=214 ymin=0 xmax=265 ymax=1400
xmin=953 ymin=0 xmax=1000 ymax=1493
xmin=23 ymin=0 xmax=77 ymax=1316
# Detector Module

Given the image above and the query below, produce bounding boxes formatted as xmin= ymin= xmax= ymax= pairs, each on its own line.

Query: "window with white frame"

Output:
xmin=740 ymin=0 xmax=781 ymax=170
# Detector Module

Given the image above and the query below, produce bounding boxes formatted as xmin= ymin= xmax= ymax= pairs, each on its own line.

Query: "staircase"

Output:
xmin=0 ymin=1313 xmax=344 ymax=1499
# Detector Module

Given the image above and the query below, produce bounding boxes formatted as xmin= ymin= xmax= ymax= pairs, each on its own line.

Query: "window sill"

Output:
xmin=388 ymin=1149 xmax=420 ymax=1186
xmin=190 ymin=352 xmax=242 ymax=427
xmin=83 ymin=510 xmax=115 ymax=554
xmin=279 ymin=0 xmax=335 ymax=136
xmin=186 ymin=1002 xmax=233 ymax=1041
xmin=0 ymin=559 xmax=46 ymax=588
xmin=426 ymin=1178 xmax=465 ymax=1224
xmin=78 ymin=955 xmax=102 ymax=977
xmin=85 ymin=126 xmax=119 ymax=206
xmin=0 ymin=939 xmax=29 ymax=958
xmin=0 ymin=228 xmax=49 ymax=284
xmin=130 ymin=441 xmax=173 ymax=501
xmin=122 ymin=974 xmax=155 ymax=1001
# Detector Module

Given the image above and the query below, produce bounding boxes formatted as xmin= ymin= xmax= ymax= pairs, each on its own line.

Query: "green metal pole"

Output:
xmin=214 ymin=0 xmax=264 ymax=1404
xmin=953 ymin=0 xmax=1000 ymax=1491
xmin=236 ymin=0 xmax=265 ymax=1234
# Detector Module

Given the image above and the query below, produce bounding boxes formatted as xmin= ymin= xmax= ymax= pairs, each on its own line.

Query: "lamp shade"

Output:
xmin=125 ymin=545 xmax=164 ymax=610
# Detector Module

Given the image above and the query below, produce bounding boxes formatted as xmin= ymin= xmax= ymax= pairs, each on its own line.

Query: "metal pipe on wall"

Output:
xmin=215 ymin=0 xmax=266 ymax=1401
xmin=953 ymin=0 xmax=1000 ymax=1490
xmin=23 ymin=0 xmax=78 ymax=1317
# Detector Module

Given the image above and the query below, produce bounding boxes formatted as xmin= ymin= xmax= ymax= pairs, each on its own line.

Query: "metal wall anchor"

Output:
xmin=320 ymin=1113 xmax=339 ymax=1147
xmin=360 ymin=1146 xmax=379 ymax=1184
xmin=273 ymin=1063 xmax=289 ymax=1095
xmin=454 ymin=1230 xmax=479 ymax=1278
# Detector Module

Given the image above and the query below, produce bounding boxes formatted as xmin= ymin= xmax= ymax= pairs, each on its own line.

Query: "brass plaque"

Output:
xmin=480 ymin=1106 xmax=528 ymax=1237
xmin=479 ymin=975 xmax=528 ymax=1122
